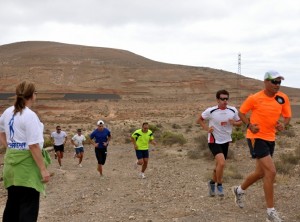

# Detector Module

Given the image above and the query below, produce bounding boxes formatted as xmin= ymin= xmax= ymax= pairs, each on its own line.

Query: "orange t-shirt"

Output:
xmin=240 ymin=90 xmax=291 ymax=141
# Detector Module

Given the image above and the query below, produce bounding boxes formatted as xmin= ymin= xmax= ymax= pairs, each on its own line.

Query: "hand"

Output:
xmin=228 ymin=119 xmax=235 ymax=126
xmin=134 ymin=144 xmax=138 ymax=150
xmin=41 ymin=169 xmax=50 ymax=183
xmin=249 ymin=123 xmax=260 ymax=134
xmin=275 ymin=122 xmax=285 ymax=131
xmin=103 ymin=142 xmax=109 ymax=147
xmin=207 ymin=126 xmax=214 ymax=133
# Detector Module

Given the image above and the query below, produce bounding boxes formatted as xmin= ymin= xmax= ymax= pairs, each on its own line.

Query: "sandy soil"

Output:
xmin=1 ymin=124 xmax=299 ymax=222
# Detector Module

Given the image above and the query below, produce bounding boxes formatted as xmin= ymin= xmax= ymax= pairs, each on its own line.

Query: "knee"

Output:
xmin=138 ymin=160 xmax=144 ymax=165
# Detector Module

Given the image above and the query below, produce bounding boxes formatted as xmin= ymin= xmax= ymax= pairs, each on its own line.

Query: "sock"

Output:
xmin=267 ymin=208 xmax=275 ymax=215
xmin=210 ymin=180 xmax=215 ymax=184
xmin=217 ymin=183 xmax=222 ymax=187
xmin=237 ymin=185 xmax=245 ymax=194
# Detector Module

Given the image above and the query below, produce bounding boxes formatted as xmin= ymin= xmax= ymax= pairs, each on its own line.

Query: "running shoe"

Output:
xmin=208 ymin=181 xmax=216 ymax=197
xmin=232 ymin=186 xmax=244 ymax=208
xmin=139 ymin=172 xmax=146 ymax=179
xmin=217 ymin=185 xmax=224 ymax=197
xmin=78 ymin=164 xmax=82 ymax=168
xmin=267 ymin=210 xmax=283 ymax=222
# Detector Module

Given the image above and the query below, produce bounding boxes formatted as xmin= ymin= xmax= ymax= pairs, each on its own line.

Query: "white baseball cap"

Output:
xmin=97 ymin=120 xmax=104 ymax=125
xmin=264 ymin=70 xmax=285 ymax=80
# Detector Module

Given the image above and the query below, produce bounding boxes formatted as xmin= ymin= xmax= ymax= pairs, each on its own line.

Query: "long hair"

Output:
xmin=14 ymin=81 xmax=36 ymax=115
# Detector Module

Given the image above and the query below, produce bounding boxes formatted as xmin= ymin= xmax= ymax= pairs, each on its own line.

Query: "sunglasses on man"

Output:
xmin=219 ymin=97 xmax=229 ymax=101
xmin=270 ymin=79 xmax=281 ymax=85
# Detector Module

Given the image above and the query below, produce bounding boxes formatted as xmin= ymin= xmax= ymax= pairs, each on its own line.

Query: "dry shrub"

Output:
xmin=223 ymin=164 xmax=243 ymax=181
xmin=275 ymin=146 xmax=300 ymax=175
xmin=159 ymin=131 xmax=187 ymax=146
xmin=188 ymin=134 xmax=212 ymax=160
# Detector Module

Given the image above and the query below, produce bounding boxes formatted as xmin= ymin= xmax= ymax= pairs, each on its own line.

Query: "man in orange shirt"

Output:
xmin=232 ymin=71 xmax=291 ymax=222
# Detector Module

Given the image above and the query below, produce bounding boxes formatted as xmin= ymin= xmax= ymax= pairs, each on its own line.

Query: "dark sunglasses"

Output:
xmin=270 ymin=79 xmax=281 ymax=85
xmin=57 ymin=129 xmax=61 ymax=130
xmin=219 ymin=97 xmax=229 ymax=101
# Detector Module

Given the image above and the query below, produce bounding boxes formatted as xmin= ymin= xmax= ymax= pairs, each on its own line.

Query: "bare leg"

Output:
xmin=214 ymin=153 xmax=225 ymax=184
xmin=141 ymin=158 xmax=148 ymax=173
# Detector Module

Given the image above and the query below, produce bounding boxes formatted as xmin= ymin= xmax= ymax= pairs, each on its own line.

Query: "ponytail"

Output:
xmin=13 ymin=81 xmax=36 ymax=115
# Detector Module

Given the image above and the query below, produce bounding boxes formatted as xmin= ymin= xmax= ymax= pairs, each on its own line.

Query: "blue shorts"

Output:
xmin=247 ymin=138 xmax=275 ymax=159
xmin=208 ymin=142 xmax=229 ymax=159
xmin=75 ymin=147 xmax=84 ymax=154
xmin=135 ymin=150 xmax=149 ymax=159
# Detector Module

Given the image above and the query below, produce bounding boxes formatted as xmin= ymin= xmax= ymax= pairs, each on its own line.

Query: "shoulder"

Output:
xmin=226 ymin=106 xmax=238 ymax=113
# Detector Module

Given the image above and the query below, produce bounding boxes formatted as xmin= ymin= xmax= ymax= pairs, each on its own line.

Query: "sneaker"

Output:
xmin=78 ymin=164 xmax=82 ymax=168
xmin=217 ymin=185 xmax=224 ymax=197
xmin=267 ymin=210 xmax=283 ymax=222
xmin=139 ymin=172 xmax=146 ymax=179
xmin=208 ymin=181 xmax=216 ymax=197
xmin=232 ymin=186 xmax=244 ymax=208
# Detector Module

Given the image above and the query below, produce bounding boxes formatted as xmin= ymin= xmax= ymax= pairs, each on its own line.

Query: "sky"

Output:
xmin=1 ymin=0 xmax=300 ymax=88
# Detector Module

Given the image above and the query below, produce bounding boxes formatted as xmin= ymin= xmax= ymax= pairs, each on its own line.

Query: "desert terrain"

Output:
xmin=0 ymin=41 xmax=300 ymax=221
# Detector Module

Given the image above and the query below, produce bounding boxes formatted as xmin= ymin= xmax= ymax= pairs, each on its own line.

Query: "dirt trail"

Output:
xmin=1 ymin=142 xmax=300 ymax=222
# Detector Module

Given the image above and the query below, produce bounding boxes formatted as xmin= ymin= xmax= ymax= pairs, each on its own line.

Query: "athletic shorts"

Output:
xmin=75 ymin=147 xmax=84 ymax=154
xmin=95 ymin=148 xmax=107 ymax=165
xmin=135 ymin=150 xmax=149 ymax=159
xmin=54 ymin=144 xmax=64 ymax=152
xmin=208 ymin=142 xmax=229 ymax=159
xmin=247 ymin=138 xmax=275 ymax=159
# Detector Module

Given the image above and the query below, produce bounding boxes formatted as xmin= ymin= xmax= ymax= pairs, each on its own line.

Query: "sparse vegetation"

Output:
xmin=275 ymin=145 xmax=300 ymax=175
xmin=159 ymin=131 xmax=187 ymax=146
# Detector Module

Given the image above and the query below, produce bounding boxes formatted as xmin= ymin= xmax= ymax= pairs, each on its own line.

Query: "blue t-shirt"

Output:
xmin=90 ymin=128 xmax=111 ymax=149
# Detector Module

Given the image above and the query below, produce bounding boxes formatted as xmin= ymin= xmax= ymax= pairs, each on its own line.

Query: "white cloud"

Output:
xmin=0 ymin=0 xmax=300 ymax=88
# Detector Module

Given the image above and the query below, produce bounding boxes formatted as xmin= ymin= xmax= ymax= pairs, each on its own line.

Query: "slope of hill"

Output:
xmin=0 ymin=41 xmax=287 ymax=99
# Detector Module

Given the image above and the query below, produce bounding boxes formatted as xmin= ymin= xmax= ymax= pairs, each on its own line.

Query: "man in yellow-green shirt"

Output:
xmin=131 ymin=122 xmax=156 ymax=179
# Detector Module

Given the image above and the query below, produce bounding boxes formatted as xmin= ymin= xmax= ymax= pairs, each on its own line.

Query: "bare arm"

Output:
xmin=238 ymin=112 xmax=259 ymax=134
xmin=29 ymin=143 xmax=50 ymax=183
xmin=196 ymin=116 xmax=213 ymax=133
xmin=0 ymin=132 xmax=7 ymax=147
xmin=131 ymin=137 xmax=138 ymax=150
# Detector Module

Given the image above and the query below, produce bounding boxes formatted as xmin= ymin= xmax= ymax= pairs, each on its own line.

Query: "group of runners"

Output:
xmin=0 ymin=70 xmax=292 ymax=222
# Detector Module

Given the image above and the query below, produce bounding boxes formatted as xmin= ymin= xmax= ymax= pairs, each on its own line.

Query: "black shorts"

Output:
xmin=54 ymin=144 xmax=64 ymax=152
xmin=247 ymin=138 xmax=275 ymax=159
xmin=208 ymin=142 xmax=229 ymax=159
xmin=95 ymin=148 xmax=107 ymax=165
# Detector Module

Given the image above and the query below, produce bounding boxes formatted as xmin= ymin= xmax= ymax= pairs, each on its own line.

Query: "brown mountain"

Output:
xmin=0 ymin=41 xmax=299 ymax=121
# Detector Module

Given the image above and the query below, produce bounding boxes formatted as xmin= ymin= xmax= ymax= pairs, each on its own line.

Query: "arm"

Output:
xmin=150 ymin=139 xmax=157 ymax=146
xmin=229 ymin=119 xmax=243 ymax=127
xmin=29 ymin=143 xmax=50 ymax=183
xmin=131 ymin=136 xmax=138 ymax=150
xmin=276 ymin=117 xmax=291 ymax=131
xmin=196 ymin=116 xmax=213 ymax=133
xmin=104 ymin=135 xmax=111 ymax=147
xmin=238 ymin=112 xmax=259 ymax=134
xmin=0 ymin=132 xmax=7 ymax=147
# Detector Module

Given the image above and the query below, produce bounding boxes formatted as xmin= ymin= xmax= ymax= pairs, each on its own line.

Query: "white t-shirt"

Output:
xmin=51 ymin=131 xmax=67 ymax=146
xmin=201 ymin=105 xmax=240 ymax=144
xmin=0 ymin=106 xmax=44 ymax=150
xmin=72 ymin=134 xmax=86 ymax=148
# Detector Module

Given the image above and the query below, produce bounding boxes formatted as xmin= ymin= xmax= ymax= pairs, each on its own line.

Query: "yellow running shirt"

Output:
xmin=131 ymin=129 xmax=154 ymax=150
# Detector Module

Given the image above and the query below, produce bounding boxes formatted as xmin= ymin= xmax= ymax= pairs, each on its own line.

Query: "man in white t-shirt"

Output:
xmin=71 ymin=129 xmax=86 ymax=167
xmin=51 ymin=125 xmax=67 ymax=169
xmin=197 ymin=89 xmax=242 ymax=197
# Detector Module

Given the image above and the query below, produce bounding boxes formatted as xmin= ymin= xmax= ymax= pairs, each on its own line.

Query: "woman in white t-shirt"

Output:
xmin=0 ymin=81 xmax=50 ymax=222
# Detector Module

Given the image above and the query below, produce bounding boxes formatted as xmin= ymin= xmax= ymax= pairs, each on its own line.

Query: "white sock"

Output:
xmin=237 ymin=185 xmax=245 ymax=194
xmin=267 ymin=208 xmax=275 ymax=215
